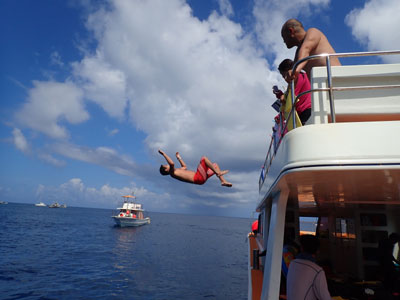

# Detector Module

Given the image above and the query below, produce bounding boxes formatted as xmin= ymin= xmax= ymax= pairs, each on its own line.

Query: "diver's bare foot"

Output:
xmin=216 ymin=170 xmax=229 ymax=177
xmin=221 ymin=182 xmax=232 ymax=187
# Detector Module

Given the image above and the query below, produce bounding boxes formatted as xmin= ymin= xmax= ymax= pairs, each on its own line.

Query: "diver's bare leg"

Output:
xmin=203 ymin=157 xmax=232 ymax=187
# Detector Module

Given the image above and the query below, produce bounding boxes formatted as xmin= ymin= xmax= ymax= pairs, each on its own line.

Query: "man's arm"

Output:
xmin=159 ymin=149 xmax=175 ymax=169
xmin=176 ymin=152 xmax=187 ymax=169
xmin=291 ymin=28 xmax=321 ymax=79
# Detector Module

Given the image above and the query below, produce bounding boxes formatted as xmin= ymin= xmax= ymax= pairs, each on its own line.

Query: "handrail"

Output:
xmin=259 ymin=50 xmax=400 ymax=190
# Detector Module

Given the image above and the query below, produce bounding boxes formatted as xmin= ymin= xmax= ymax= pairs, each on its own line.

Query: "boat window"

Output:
xmin=334 ymin=218 xmax=356 ymax=239
xmin=360 ymin=213 xmax=387 ymax=226
xmin=257 ymin=213 xmax=263 ymax=236
xmin=299 ymin=216 xmax=318 ymax=235
xmin=316 ymin=216 xmax=329 ymax=238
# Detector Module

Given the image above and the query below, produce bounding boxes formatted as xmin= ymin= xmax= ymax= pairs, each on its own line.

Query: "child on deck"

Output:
xmin=273 ymin=59 xmax=312 ymax=125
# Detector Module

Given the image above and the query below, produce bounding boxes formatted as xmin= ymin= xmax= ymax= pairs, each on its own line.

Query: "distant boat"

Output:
xmin=60 ymin=204 xmax=67 ymax=208
xmin=35 ymin=202 xmax=46 ymax=207
xmin=112 ymin=194 xmax=150 ymax=227
xmin=48 ymin=202 xmax=61 ymax=208
xmin=0 ymin=201 xmax=8 ymax=205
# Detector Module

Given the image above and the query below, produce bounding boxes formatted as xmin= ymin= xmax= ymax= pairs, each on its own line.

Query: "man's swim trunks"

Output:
xmin=193 ymin=157 xmax=216 ymax=185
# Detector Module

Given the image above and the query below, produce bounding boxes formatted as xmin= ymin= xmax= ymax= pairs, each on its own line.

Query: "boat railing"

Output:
xmin=259 ymin=50 xmax=400 ymax=190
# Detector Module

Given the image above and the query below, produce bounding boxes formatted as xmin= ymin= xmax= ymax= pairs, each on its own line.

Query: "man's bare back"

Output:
xmin=295 ymin=28 xmax=341 ymax=78
xmin=281 ymin=19 xmax=341 ymax=80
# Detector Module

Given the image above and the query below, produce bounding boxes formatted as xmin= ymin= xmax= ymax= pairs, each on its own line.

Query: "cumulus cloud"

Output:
xmin=12 ymin=128 xmax=30 ymax=153
xmin=252 ymin=0 xmax=330 ymax=68
xmin=15 ymin=80 xmax=88 ymax=139
xmin=345 ymin=0 xmax=400 ymax=63
xmin=77 ymin=0 xmax=280 ymax=168
xmin=73 ymin=55 xmax=128 ymax=119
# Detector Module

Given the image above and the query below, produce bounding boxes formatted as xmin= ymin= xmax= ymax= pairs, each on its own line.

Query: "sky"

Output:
xmin=1 ymin=0 xmax=400 ymax=217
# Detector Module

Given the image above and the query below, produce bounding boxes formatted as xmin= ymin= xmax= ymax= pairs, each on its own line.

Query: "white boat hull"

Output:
xmin=112 ymin=216 xmax=150 ymax=227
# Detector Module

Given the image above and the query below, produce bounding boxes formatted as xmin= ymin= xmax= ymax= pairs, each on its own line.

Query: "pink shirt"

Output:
xmin=294 ymin=72 xmax=311 ymax=114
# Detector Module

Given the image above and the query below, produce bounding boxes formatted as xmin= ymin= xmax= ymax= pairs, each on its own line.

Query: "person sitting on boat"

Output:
xmin=281 ymin=18 xmax=341 ymax=81
xmin=286 ymin=234 xmax=332 ymax=300
xmin=273 ymin=59 xmax=311 ymax=125
xmin=377 ymin=233 xmax=400 ymax=293
xmin=158 ymin=149 xmax=232 ymax=187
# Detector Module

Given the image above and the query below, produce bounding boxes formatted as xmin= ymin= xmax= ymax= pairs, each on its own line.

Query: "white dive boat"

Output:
xmin=35 ymin=202 xmax=46 ymax=207
xmin=112 ymin=195 xmax=150 ymax=227
xmin=248 ymin=51 xmax=400 ymax=300
xmin=48 ymin=202 xmax=61 ymax=208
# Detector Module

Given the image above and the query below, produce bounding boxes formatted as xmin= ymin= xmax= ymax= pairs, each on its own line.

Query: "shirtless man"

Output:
xmin=158 ymin=149 xmax=232 ymax=187
xmin=281 ymin=19 xmax=341 ymax=80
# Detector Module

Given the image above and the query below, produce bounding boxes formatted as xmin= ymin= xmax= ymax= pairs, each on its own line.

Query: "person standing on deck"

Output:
xmin=281 ymin=19 xmax=341 ymax=81
xmin=286 ymin=234 xmax=332 ymax=300
xmin=377 ymin=233 xmax=400 ymax=294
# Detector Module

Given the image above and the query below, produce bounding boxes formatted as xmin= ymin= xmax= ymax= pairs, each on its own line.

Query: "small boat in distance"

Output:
xmin=48 ymin=202 xmax=61 ymax=208
xmin=0 ymin=201 xmax=8 ymax=205
xmin=112 ymin=195 xmax=150 ymax=227
xmin=35 ymin=202 xmax=46 ymax=207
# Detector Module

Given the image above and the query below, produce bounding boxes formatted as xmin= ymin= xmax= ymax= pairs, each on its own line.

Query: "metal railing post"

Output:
xmin=290 ymin=80 xmax=296 ymax=129
xmin=326 ymin=56 xmax=336 ymax=123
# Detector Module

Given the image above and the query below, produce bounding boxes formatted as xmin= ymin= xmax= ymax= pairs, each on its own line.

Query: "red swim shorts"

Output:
xmin=193 ymin=157 xmax=216 ymax=185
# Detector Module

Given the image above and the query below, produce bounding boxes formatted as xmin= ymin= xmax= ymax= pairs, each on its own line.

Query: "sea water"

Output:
xmin=0 ymin=203 xmax=251 ymax=299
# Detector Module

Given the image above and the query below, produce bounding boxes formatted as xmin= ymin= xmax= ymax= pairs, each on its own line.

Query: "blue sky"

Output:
xmin=1 ymin=0 xmax=399 ymax=217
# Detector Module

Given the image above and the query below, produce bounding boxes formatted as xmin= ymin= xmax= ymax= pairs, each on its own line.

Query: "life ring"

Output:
xmin=119 ymin=213 xmax=124 ymax=217
xmin=126 ymin=210 xmax=130 ymax=214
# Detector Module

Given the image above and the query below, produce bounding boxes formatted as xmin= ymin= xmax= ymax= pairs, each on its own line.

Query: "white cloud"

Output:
xmin=252 ymin=0 xmax=330 ymax=68
xmin=218 ymin=0 xmax=234 ymax=17
xmin=107 ymin=128 xmax=119 ymax=136
xmin=15 ymin=80 xmax=88 ymax=139
xmin=51 ymin=142 xmax=137 ymax=176
xmin=38 ymin=153 xmax=66 ymax=167
xmin=73 ymin=55 xmax=128 ymax=119
xmin=50 ymin=51 xmax=64 ymax=67
xmin=12 ymin=128 xmax=30 ymax=153
xmin=78 ymin=0 xmax=279 ymax=168
xmin=345 ymin=0 xmax=400 ymax=63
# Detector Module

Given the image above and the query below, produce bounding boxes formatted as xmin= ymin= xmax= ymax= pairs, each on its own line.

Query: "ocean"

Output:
xmin=0 ymin=203 xmax=251 ymax=299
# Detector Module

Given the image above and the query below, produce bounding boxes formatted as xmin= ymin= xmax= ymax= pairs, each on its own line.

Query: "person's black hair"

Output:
xmin=389 ymin=232 xmax=400 ymax=243
xmin=278 ymin=59 xmax=294 ymax=73
xmin=159 ymin=165 xmax=169 ymax=176
xmin=299 ymin=234 xmax=320 ymax=254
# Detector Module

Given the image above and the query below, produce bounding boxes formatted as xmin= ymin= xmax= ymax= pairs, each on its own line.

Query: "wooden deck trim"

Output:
xmin=248 ymin=234 xmax=263 ymax=300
